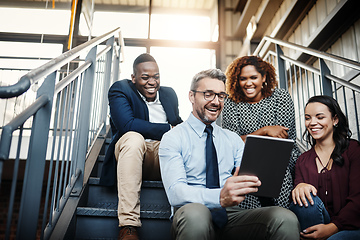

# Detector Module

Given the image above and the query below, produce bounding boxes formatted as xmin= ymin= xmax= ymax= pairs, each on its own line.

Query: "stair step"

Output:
xmin=75 ymin=215 xmax=171 ymax=240
xmin=77 ymin=177 xmax=171 ymax=239
xmin=86 ymin=178 xmax=169 ymax=206
xmin=77 ymin=203 xmax=170 ymax=219
xmin=89 ymin=177 xmax=164 ymax=188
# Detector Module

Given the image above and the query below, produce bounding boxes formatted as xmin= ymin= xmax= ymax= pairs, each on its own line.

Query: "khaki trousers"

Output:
xmin=171 ymin=203 xmax=300 ymax=240
xmin=114 ymin=131 xmax=161 ymax=227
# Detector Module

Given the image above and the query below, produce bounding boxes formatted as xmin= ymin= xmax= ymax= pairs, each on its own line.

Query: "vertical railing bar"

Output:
xmin=97 ymin=57 xmax=105 ymax=130
xmin=94 ymin=57 xmax=104 ymax=139
xmin=96 ymin=58 xmax=104 ymax=134
xmin=94 ymin=65 xmax=102 ymax=140
xmin=299 ymin=67 xmax=305 ymax=145
xmin=61 ymin=83 xmax=73 ymax=196
xmin=305 ymin=71 xmax=311 ymax=149
xmin=66 ymin=80 xmax=77 ymax=185
xmin=316 ymin=73 xmax=322 ymax=95
xmin=312 ymin=72 xmax=316 ymax=96
xmin=112 ymin=44 xmax=120 ymax=83
xmin=293 ymin=65 xmax=299 ymax=132
xmin=101 ymin=37 xmax=114 ymax=137
xmin=276 ymin=44 xmax=287 ymax=89
xmin=1 ymin=98 xmax=9 ymax=126
xmin=40 ymin=106 xmax=57 ymax=238
xmin=333 ymin=81 xmax=338 ymax=100
xmin=54 ymin=89 xmax=67 ymax=211
xmin=293 ymin=64 xmax=299 ymax=142
xmin=40 ymin=122 xmax=55 ymax=240
xmin=342 ymin=86 xmax=349 ymax=120
xmin=289 ymin=62 xmax=294 ymax=97
xmin=47 ymin=92 xmax=61 ymax=225
xmin=319 ymin=59 xmax=332 ymax=96
xmin=294 ymin=65 xmax=301 ymax=127
xmin=92 ymin=58 xmax=101 ymax=144
xmin=90 ymin=61 xmax=100 ymax=145
xmin=352 ymin=90 xmax=360 ymax=141
xmin=305 ymin=69 xmax=310 ymax=100
xmin=88 ymin=65 xmax=95 ymax=148
xmin=69 ymin=76 xmax=82 ymax=179
xmin=70 ymin=73 xmax=84 ymax=178
xmin=5 ymin=126 xmax=24 ymax=240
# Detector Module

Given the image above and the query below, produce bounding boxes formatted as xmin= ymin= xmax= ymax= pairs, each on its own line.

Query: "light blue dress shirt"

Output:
xmin=159 ymin=113 xmax=244 ymax=210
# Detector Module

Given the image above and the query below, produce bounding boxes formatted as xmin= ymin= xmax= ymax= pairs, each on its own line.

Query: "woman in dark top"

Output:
xmin=290 ymin=95 xmax=360 ymax=240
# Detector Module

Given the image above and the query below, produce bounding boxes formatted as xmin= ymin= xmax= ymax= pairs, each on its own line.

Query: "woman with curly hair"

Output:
xmin=290 ymin=95 xmax=360 ymax=239
xmin=222 ymin=55 xmax=300 ymax=208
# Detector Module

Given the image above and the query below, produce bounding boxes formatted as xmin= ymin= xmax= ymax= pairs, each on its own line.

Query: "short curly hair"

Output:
xmin=225 ymin=56 xmax=277 ymax=103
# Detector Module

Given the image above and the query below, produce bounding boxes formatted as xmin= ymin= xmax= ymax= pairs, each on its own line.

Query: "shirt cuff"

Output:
xmin=204 ymin=188 xmax=222 ymax=209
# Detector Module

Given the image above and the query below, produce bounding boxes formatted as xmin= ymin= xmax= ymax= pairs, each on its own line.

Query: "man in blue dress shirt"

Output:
xmin=100 ymin=53 xmax=182 ymax=240
xmin=159 ymin=69 xmax=300 ymax=239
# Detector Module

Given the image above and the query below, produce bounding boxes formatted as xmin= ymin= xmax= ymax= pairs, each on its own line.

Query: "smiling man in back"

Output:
xmin=100 ymin=53 xmax=182 ymax=240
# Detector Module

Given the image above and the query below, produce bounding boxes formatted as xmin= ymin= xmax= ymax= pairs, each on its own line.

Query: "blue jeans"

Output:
xmin=290 ymin=194 xmax=360 ymax=240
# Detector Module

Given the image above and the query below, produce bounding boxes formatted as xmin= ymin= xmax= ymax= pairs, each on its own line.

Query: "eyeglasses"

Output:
xmin=192 ymin=90 xmax=228 ymax=102
xmin=140 ymin=74 xmax=160 ymax=81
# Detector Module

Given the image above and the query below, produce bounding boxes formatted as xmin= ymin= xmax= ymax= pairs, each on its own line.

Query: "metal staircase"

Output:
xmin=72 ymin=137 xmax=172 ymax=240
xmin=1 ymin=28 xmax=360 ymax=239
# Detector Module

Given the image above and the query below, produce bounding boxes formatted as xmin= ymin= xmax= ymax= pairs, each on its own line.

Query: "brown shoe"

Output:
xmin=118 ymin=226 xmax=139 ymax=240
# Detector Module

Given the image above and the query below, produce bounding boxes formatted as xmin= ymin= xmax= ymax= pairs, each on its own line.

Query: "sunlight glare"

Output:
xmin=150 ymin=14 xmax=211 ymax=41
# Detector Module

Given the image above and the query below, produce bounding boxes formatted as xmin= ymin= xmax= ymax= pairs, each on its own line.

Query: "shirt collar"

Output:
xmin=187 ymin=112 xmax=217 ymax=138
xmin=137 ymin=90 xmax=160 ymax=104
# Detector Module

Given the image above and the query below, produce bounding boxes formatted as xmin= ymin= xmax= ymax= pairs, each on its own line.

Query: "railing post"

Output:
xmin=113 ymin=45 xmax=120 ymax=83
xmin=319 ymin=58 xmax=332 ymax=96
xmin=276 ymin=44 xmax=287 ymax=89
xmin=16 ymin=72 xmax=55 ymax=240
xmin=100 ymin=36 xmax=115 ymax=136
xmin=71 ymin=46 xmax=97 ymax=195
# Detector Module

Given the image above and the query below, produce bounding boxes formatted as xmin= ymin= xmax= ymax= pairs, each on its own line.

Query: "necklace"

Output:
xmin=316 ymin=156 xmax=331 ymax=196
xmin=314 ymin=144 xmax=334 ymax=172
xmin=316 ymin=156 xmax=331 ymax=171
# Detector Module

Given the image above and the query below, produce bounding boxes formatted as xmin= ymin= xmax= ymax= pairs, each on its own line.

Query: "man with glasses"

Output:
xmin=100 ymin=53 xmax=182 ymax=240
xmin=159 ymin=69 xmax=300 ymax=240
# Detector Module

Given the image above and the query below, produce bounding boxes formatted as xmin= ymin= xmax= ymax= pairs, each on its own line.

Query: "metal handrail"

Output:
xmin=254 ymin=36 xmax=360 ymax=71
xmin=0 ymin=95 xmax=49 ymax=160
xmin=54 ymin=60 xmax=92 ymax=95
xmin=325 ymin=73 xmax=360 ymax=93
xmin=0 ymin=27 xmax=123 ymax=240
xmin=0 ymin=27 xmax=121 ymax=99
xmin=278 ymin=54 xmax=360 ymax=93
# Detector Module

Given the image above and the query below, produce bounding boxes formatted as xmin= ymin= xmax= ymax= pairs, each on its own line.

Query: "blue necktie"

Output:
xmin=204 ymin=125 xmax=228 ymax=228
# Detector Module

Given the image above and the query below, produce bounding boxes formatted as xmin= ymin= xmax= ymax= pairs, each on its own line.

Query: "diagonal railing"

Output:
xmin=254 ymin=36 xmax=360 ymax=151
xmin=0 ymin=27 xmax=124 ymax=240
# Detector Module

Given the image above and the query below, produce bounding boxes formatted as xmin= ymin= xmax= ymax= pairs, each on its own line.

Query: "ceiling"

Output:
xmin=0 ymin=0 xmax=217 ymax=15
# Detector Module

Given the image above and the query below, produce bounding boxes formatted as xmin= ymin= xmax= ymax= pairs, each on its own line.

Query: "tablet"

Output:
xmin=238 ymin=135 xmax=294 ymax=198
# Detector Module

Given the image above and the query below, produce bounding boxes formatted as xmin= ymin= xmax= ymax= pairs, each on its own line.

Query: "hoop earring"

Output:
xmin=334 ymin=124 xmax=338 ymax=128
